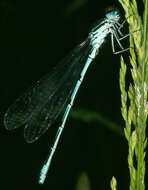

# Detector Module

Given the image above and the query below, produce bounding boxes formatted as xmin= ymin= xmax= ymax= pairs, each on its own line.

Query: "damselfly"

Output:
xmin=4 ymin=9 xmax=132 ymax=184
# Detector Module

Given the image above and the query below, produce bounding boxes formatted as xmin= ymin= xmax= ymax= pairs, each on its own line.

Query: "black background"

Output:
xmin=0 ymin=0 xmax=147 ymax=190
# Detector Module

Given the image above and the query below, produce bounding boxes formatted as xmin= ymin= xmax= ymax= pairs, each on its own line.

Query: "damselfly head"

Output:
xmin=105 ymin=10 xmax=120 ymax=22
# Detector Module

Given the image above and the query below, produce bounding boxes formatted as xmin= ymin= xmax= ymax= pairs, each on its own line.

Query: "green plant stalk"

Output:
xmin=143 ymin=0 xmax=148 ymax=53
xmin=116 ymin=0 xmax=148 ymax=189
xmin=70 ymin=108 xmax=123 ymax=135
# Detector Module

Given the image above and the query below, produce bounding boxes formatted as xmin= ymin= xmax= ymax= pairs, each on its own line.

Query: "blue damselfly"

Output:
xmin=4 ymin=8 xmax=132 ymax=184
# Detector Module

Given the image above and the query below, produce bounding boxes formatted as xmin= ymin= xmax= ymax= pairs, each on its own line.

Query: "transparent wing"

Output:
xmin=4 ymin=39 xmax=91 ymax=143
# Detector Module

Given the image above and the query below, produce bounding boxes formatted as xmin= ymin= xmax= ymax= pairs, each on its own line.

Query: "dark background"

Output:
xmin=0 ymin=0 xmax=146 ymax=190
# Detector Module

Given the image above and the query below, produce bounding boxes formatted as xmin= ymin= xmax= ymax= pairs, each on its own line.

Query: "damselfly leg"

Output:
xmin=111 ymin=31 xmax=132 ymax=54
xmin=111 ymin=19 xmax=138 ymax=54
xmin=115 ymin=15 xmax=134 ymax=35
